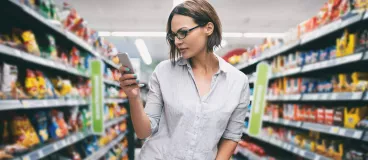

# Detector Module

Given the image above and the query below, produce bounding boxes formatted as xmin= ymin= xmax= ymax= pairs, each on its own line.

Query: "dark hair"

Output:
xmin=166 ymin=0 xmax=222 ymax=65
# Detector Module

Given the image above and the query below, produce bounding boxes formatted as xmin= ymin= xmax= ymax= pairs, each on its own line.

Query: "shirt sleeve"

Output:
xmin=222 ymin=79 xmax=250 ymax=142
xmin=144 ymin=67 xmax=164 ymax=135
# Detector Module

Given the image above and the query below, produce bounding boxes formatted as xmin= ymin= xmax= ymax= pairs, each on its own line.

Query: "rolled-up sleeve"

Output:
xmin=222 ymin=79 xmax=250 ymax=142
xmin=144 ymin=67 xmax=163 ymax=135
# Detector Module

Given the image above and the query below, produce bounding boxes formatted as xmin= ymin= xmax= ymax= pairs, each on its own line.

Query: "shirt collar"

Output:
xmin=177 ymin=54 xmax=229 ymax=73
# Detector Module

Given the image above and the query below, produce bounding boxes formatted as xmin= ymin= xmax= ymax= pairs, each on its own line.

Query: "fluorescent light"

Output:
xmin=221 ymin=40 xmax=228 ymax=47
xmin=222 ymin=32 xmax=243 ymax=38
xmin=173 ymin=0 xmax=184 ymax=8
xmin=111 ymin=32 xmax=166 ymax=37
xmin=135 ymin=39 xmax=152 ymax=65
xmin=243 ymin=32 xmax=285 ymax=38
xmin=98 ymin=31 xmax=111 ymax=37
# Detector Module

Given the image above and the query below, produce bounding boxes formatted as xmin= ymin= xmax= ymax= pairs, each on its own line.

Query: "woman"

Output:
xmin=119 ymin=0 xmax=250 ymax=159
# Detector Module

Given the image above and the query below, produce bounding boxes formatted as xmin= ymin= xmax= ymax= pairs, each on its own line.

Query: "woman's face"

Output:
xmin=171 ymin=14 xmax=212 ymax=59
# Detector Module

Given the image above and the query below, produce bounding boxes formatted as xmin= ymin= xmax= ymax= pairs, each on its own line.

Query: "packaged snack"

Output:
xmin=53 ymin=110 xmax=69 ymax=137
xmin=0 ymin=63 xmax=21 ymax=99
xmin=325 ymin=108 xmax=334 ymax=125
xmin=21 ymin=30 xmax=41 ymax=56
xmin=68 ymin=107 xmax=80 ymax=132
xmin=35 ymin=70 xmax=47 ymax=99
xmin=10 ymin=114 xmax=40 ymax=148
xmin=70 ymin=47 xmax=80 ymax=68
xmin=333 ymin=107 xmax=344 ymax=126
xmin=45 ymin=34 xmax=58 ymax=59
xmin=344 ymin=107 xmax=368 ymax=129
xmin=25 ymin=69 xmax=39 ymax=98
xmin=31 ymin=111 xmax=49 ymax=143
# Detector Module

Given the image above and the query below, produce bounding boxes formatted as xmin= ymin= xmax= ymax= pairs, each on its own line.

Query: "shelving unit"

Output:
xmin=84 ymin=132 xmax=128 ymax=160
xmin=236 ymin=147 xmax=265 ymax=160
xmin=236 ymin=12 xmax=366 ymax=71
xmin=243 ymin=129 xmax=332 ymax=160
xmin=0 ymin=0 xmax=134 ymax=159
xmin=263 ymin=117 xmax=365 ymax=140
xmin=238 ymin=6 xmax=368 ymax=160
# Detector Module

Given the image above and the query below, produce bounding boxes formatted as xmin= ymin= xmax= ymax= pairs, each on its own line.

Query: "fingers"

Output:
xmin=119 ymin=66 xmax=132 ymax=74
xmin=120 ymin=79 xmax=139 ymax=88
xmin=120 ymin=73 xmax=137 ymax=81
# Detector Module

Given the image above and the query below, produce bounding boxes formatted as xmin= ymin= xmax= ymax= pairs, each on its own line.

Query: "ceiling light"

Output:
xmin=111 ymin=32 xmax=166 ymax=37
xmin=243 ymin=32 xmax=285 ymax=38
xmin=135 ymin=39 xmax=152 ymax=65
xmin=98 ymin=31 xmax=111 ymax=37
xmin=221 ymin=40 xmax=228 ymax=47
xmin=222 ymin=32 xmax=243 ymax=38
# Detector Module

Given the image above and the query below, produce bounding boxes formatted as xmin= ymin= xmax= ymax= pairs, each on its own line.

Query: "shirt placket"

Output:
xmin=186 ymin=66 xmax=221 ymax=159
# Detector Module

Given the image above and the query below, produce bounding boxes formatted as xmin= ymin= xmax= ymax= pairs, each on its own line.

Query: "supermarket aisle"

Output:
xmin=0 ymin=0 xmax=368 ymax=160
xmin=0 ymin=0 xmax=132 ymax=160
xmin=231 ymin=1 xmax=368 ymax=160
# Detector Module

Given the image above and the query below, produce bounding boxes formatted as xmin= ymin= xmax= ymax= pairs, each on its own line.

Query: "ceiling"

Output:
xmin=64 ymin=0 xmax=326 ymax=64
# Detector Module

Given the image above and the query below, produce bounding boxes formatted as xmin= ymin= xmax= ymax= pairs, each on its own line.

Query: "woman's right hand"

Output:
xmin=119 ymin=66 xmax=140 ymax=99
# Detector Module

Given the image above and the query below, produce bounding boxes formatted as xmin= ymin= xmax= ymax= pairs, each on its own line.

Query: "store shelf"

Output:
xmin=104 ymin=79 xmax=120 ymax=87
xmin=270 ymin=67 xmax=301 ymax=79
xmin=302 ymin=92 xmax=363 ymax=101
xmin=264 ymin=117 xmax=364 ymax=140
xmin=301 ymin=52 xmax=364 ymax=73
xmin=0 ymin=45 xmax=89 ymax=78
xmin=267 ymin=94 xmax=302 ymax=101
xmin=236 ymin=12 xmax=365 ymax=72
xmin=105 ymin=115 xmax=128 ymax=129
xmin=105 ymin=98 xmax=128 ymax=104
xmin=17 ymin=131 xmax=92 ymax=160
xmin=7 ymin=0 xmax=121 ymax=70
xmin=237 ymin=147 xmax=266 ymax=160
xmin=85 ymin=132 xmax=127 ymax=160
xmin=243 ymin=129 xmax=332 ymax=160
xmin=263 ymin=117 xmax=302 ymax=128
xmin=302 ymin=122 xmax=364 ymax=140
xmin=0 ymin=99 xmax=88 ymax=111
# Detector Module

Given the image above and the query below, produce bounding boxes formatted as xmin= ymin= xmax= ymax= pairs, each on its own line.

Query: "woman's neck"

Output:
xmin=190 ymin=51 xmax=219 ymax=74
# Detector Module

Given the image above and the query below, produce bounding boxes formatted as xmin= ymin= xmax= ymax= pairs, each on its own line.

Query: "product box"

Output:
xmin=317 ymin=108 xmax=325 ymax=124
xmin=333 ymin=107 xmax=345 ymax=126
xmin=344 ymin=106 xmax=368 ymax=129
xmin=324 ymin=108 xmax=334 ymax=125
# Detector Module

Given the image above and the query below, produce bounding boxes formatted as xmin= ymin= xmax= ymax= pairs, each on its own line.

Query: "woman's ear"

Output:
xmin=204 ymin=22 xmax=214 ymax=36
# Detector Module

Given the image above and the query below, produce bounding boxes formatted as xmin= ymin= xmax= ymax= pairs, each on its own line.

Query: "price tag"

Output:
xmin=284 ymin=120 xmax=290 ymax=125
xmin=338 ymin=128 xmax=346 ymax=135
xmin=53 ymin=144 xmax=59 ymax=150
xmin=22 ymin=101 xmax=30 ymax=108
xmin=299 ymin=150 xmax=306 ymax=156
xmin=321 ymin=94 xmax=328 ymax=100
xmin=62 ymin=140 xmax=67 ymax=146
xmin=293 ymin=148 xmax=299 ymax=154
xmin=314 ymin=155 xmax=320 ymax=160
xmin=38 ymin=150 xmax=44 ymax=158
xmin=352 ymin=92 xmax=362 ymax=99
xmin=72 ymin=135 xmax=78 ymax=142
xmin=23 ymin=156 xmax=31 ymax=160
xmin=330 ymin=93 xmax=338 ymax=100
xmin=329 ymin=127 xmax=339 ymax=134
xmin=353 ymin=131 xmax=363 ymax=139
xmin=14 ymin=49 xmax=21 ymax=56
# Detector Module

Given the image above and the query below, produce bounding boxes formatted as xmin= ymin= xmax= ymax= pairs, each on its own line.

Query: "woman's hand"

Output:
xmin=119 ymin=66 xmax=140 ymax=100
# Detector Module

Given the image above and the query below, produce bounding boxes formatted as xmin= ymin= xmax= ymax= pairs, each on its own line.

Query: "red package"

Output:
xmin=317 ymin=108 xmax=325 ymax=124
xmin=325 ymin=108 xmax=334 ymax=125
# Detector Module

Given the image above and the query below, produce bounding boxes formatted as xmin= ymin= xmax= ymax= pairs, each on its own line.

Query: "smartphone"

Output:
xmin=116 ymin=53 xmax=145 ymax=87
xmin=117 ymin=52 xmax=135 ymax=73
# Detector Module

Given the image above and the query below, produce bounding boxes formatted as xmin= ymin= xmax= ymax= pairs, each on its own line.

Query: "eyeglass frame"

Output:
xmin=167 ymin=23 xmax=207 ymax=41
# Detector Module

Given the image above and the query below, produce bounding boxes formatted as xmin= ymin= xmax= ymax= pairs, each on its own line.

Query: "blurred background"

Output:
xmin=1 ymin=0 xmax=368 ymax=160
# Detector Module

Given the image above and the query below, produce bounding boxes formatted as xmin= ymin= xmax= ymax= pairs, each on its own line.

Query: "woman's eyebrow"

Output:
xmin=172 ymin=27 xmax=188 ymax=33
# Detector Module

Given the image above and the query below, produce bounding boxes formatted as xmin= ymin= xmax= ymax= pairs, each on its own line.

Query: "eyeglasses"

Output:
xmin=167 ymin=25 xmax=203 ymax=41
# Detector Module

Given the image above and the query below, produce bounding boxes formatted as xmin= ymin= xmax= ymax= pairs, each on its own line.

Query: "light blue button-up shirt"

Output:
xmin=138 ymin=56 xmax=250 ymax=160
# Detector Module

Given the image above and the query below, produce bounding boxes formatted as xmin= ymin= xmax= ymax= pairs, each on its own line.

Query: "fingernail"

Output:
xmin=125 ymin=68 xmax=130 ymax=72
xmin=133 ymin=74 xmax=137 ymax=78
xmin=136 ymin=79 xmax=139 ymax=83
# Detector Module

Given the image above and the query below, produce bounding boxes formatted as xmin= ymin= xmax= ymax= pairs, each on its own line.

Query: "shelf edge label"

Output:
xmin=90 ymin=60 xmax=104 ymax=135
xmin=248 ymin=62 xmax=270 ymax=136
